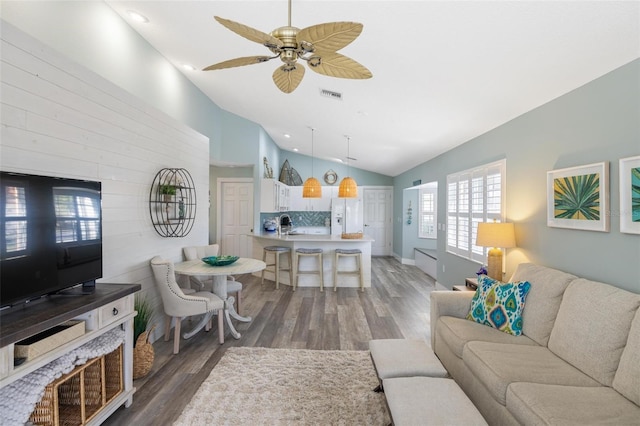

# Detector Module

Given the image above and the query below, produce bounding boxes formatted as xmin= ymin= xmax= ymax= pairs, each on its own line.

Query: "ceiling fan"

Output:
xmin=203 ymin=0 xmax=372 ymax=93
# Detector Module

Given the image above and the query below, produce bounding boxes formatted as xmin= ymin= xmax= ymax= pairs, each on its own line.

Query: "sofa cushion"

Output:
xmin=466 ymin=275 xmax=532 ymax=336
xmin=507 ymin=382 xmax=640 ymax=425
xmin=613 ymin=309 xmax=640 ymax=406
xmin=437 ymin=316 xmax=537 ymax=358
xmin=464 ymin=341 xmax=600 ymax=406
xmin=548 ymin=278 xmax=640 ymax=386
xmin=383 ymin=377 xmax=488 ymax=426
xmin=509 ymin=263 xmax=576 ymax=346
xmin=369 ymin=339 xmax=448 ymax=380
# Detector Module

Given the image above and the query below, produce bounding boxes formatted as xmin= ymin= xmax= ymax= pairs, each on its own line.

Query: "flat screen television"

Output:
xmin=0 ymin=171 xmax=102 ymax=308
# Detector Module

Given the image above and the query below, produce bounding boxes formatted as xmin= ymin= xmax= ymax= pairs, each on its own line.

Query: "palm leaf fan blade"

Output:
xmin=297 ymin=22 xmax=363 ymax=52
xmin=307 ymin=52 xmax=372 ymax=79
xmin=273 ymin=64 xmax=305 ymax=93
xmin=214 ymin=16 xmax=283 ymax=48
xmin=203 ymin=56 xmax=273 ymax=71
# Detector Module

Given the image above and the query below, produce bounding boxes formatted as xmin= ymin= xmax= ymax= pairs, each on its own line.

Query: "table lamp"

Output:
xmin=476 ymin=222 xmax=516 ymax=281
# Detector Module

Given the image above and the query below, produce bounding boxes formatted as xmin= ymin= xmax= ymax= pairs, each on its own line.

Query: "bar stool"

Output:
xmin=294 ymin=248 xmax=324 ymax=292
xmin=334 ymin=248 xmax=364 ymax=292
xmin=261 ymin=246 xmax=292 ymax=290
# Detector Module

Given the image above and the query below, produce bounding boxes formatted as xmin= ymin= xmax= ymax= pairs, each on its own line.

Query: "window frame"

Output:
xmin=418 ymin=184 xmax=437 ymax=239
xmin=53 ymin=187 xmax=101 ymax=244
xmin=1 ymin=182 xmax=29 ymax=258
xmin=446 ymin=159 xmax=506 ymax=263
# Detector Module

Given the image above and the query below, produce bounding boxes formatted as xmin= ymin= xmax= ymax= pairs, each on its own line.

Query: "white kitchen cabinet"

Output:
xmin=260 ymin=179 xmax=290 ymax=212
xmin=288 ymin=186 xmax=335 ymax=212
xmin=289 ymin=186 xmax=304 ymax=211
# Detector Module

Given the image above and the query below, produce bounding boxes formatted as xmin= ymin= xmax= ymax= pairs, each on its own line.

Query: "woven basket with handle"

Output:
xmin=133 ymin=327 xmax=155 ymax=379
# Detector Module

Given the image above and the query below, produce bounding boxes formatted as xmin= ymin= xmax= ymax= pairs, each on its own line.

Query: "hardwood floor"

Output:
xmin=103 ymin=257 xmax=436 ymax=425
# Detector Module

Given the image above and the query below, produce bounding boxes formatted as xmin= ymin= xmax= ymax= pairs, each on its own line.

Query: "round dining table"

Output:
xmin=173 ymin=257 xmax=266 ymax=339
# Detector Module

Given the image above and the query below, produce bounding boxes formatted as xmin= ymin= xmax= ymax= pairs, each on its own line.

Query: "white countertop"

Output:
xmin=253 ymin=232 xmax=374 ymax=242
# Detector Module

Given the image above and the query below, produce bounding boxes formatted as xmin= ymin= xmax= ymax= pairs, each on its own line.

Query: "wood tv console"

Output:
xmin=0 ymin=283 xmax=141 ymax=424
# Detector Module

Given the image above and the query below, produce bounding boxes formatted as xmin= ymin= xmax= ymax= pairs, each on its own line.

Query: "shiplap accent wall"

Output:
xmin=1 ymin=22 xmax=210 ymax=340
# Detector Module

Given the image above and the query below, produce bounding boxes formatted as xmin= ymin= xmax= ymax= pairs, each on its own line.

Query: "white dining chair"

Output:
xmin=150 ymin=256 xmax=225 ymax=354
xmin=182 ymin=244 xmax=244 ymax=315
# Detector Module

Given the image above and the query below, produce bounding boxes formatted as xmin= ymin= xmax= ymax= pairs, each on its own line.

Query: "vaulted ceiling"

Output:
xmin=12 ymin=1 xmax=640 ymax=176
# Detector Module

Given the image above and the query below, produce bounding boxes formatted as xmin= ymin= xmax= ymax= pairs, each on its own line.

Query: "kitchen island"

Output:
xmin=252 ymin=232 xmax=373 ymax=289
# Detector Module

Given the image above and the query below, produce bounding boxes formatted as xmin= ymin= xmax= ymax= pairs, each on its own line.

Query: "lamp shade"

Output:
xmin=338 ymin=176 xmax=358 ymax=198
xmin=476 ymin=222 xmax=516 ymax=248
xmin=302 ymin=177 xmax=322 ymax=198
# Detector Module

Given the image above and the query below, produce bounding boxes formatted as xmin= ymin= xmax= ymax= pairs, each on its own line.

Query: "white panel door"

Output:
xmin=363 ymin=188 xmax=392 ymax=256
xmin=221 ymin=181 xmax=254 ymax=257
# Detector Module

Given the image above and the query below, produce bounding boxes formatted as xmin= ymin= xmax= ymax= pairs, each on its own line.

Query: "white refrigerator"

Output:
xmin=331 ymin=197 xmax=364 ymax=235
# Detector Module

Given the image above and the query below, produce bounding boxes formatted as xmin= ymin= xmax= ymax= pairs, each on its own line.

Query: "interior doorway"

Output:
xmin=217 ymin=178 xmax=254 ymax=258
xmin=363 ymin=187 xmax=393 ymax=256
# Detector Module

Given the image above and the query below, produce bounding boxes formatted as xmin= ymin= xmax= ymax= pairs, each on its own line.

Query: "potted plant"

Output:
xmin=159 ymin=184 xmax=177 ymax=201
xmin=133 ymin=295 xmax=155 ymax=379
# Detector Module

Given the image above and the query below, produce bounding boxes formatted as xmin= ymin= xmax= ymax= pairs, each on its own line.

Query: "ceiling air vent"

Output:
xmin=320 ymin=89 xmax=342 ymax=100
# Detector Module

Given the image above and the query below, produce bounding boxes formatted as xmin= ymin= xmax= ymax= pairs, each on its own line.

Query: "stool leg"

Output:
xmin=333 ymin=253 xmax=339 ymax=292
xmin=358 ymin=253 xmax=364 ymax=292
xmin=288 ymin=250 xmax=293 ymax=290
xmin=261 ymin=249 xmax=267 ymax=286
xmin=319 ymin=253 xmax=324 ymax=292
xmin=275 ymin=252 xmax=280 ymax=290
xmin=293 ymin=253 xmax=298 ymax=291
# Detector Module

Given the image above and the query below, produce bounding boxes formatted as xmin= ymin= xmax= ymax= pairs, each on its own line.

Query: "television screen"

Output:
xmin=0 ymin=172 xmax=102 ymax=308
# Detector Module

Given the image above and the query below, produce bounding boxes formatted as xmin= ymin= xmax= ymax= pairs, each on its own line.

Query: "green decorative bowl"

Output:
xmin=202 ymin=255 xmax=239 ymax=266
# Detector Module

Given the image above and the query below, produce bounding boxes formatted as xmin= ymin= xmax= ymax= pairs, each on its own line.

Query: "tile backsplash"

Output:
xmin=260 ymin=211 xmax=331 ymax=229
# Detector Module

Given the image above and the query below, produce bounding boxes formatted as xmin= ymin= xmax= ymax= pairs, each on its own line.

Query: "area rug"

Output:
xmin=174 ymin=346 xmax=390 ymax=425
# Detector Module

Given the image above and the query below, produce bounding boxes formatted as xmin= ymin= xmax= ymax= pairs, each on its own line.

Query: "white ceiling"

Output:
xmin=106 ymin=2 xmax=638 ymax=175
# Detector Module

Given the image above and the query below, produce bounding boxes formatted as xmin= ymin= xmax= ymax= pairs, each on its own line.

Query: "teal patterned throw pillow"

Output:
xmin=466 ymin=275 xmax=532 ymax=336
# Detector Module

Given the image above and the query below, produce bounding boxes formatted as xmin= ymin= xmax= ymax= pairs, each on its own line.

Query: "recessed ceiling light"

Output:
xmin=183 ymin=64 xmax=196 ymax=71
xmin=293 ymin=148 xmax=299 ymax=152
xmin=127 ymin=10 xmax=149 ymax=23
xmin=284 ymin=133 xmax=291 ymax=138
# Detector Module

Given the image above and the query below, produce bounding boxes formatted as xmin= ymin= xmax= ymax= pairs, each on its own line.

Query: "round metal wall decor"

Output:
xmin=149 ymin=168 xmax=196 ymax=237
xmin=323 ymin=169 xmax=338 ymax=185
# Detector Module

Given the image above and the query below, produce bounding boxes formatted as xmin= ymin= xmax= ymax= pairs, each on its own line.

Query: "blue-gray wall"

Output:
xmin=394 ymin=59 xmax=640 ymax=293
xmin=279 ymin=150 xmax=393 ymax=187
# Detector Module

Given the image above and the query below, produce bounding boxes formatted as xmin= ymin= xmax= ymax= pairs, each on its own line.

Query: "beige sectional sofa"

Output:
xmin=430 ymin=263 xmax=640 ymax=425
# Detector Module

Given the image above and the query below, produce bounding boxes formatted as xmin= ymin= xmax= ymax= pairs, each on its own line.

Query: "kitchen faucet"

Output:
xmin=278 ymin=213 xmax=292 ymax=235
xmin=278 ymin=213 xmax=293 ymax=226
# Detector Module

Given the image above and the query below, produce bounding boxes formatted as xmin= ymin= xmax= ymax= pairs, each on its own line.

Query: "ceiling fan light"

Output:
xmin=303 ymin=177 xmax=322 ymax=198
xmin=338 ymin=176 xmax=358 ymax=198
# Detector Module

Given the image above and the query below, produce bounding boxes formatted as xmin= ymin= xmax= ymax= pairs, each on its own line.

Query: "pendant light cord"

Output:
xmin=311 ymin=127 xmax=315 ymax=178
xmin=346 ymin=136 xmax=351 ymax=176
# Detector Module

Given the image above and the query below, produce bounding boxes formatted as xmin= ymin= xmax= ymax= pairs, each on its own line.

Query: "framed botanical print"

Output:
xmin=619 ymin=155 xmax=640 ymax=234
xmin=547 ymin=162 xmax=609 ymax=232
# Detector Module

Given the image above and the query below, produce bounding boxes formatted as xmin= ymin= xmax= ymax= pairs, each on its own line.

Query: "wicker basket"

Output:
xmin=133 ymin=328 xmax=155 ymax=380
xmin=29 ymin=345 xmax=123 ymax=426
xmin=341 ymin=232 xmax=363 ymax=239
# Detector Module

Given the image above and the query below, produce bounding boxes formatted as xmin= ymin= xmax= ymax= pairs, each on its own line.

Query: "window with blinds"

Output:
xmin=446 ymin=159 xmax=506 ymax=263
xmin=54 ymin=188 xmax=101 ymax=244
xmin=2 ymin=185 xmax=28 ymax=256
xmin=419 ymin=185 xmax=437 ymax=239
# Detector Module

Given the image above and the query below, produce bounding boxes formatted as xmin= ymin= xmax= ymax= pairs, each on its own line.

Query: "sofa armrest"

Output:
xmin=430 ymin=291 xmax=475 ymax=348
